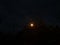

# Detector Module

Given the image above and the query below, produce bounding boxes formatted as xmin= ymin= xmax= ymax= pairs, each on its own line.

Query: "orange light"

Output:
xmin=26 ymin=21 xmax=39 ymax=30
xmin=30 ymin=23 xmax=34 ymax=27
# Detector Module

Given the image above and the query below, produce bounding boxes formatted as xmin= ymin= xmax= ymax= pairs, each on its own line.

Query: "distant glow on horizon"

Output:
xmin=30 ymin=23 xmax=34 ymax=27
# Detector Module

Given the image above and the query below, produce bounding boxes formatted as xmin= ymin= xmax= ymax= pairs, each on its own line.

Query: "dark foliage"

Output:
xmin=0 ymin=25 xmax=60 ymax=45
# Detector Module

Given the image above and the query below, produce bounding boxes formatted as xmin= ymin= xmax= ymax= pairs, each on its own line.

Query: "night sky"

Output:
xmin=0 ymin=0 xmax=58 ymax=32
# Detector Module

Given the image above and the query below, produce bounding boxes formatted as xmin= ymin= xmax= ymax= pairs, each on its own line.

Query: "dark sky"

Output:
xmin=0 ymin=0 xmax=58 ymax=32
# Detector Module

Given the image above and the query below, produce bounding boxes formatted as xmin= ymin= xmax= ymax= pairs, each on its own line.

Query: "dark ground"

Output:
xmin=0 ymin=28 xmax=60 ymax=45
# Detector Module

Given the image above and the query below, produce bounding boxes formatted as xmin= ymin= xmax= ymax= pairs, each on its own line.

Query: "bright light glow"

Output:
xmin=30 ymin=23 xmax=34 ymax=27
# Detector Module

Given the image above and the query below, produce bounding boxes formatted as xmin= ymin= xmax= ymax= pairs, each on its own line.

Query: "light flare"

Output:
xmin=30 ymin=23 xmax=34 ymax=27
